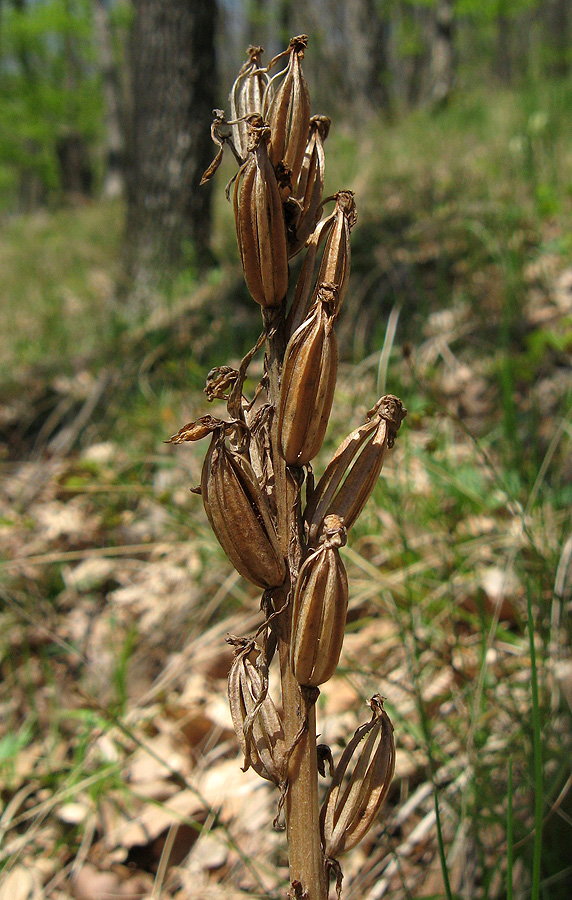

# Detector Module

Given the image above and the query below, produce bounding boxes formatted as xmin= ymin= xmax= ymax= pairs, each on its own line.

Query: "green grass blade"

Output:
xmin=507 ymin=756 xmax=513 ymax=900
xmin=434 ymin=791 xmax=454 ymax=900
xmin=527 ymin=586 xmax=543 ymax=900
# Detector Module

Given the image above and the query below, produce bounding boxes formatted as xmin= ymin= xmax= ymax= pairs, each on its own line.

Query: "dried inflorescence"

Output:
xmin=174 ymin=36 xmax=406 ymax=899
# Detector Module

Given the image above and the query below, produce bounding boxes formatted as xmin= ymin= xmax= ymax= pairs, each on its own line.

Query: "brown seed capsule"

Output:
xmin=278 ymin=284 xmax=339 ymax=466
xmin=286 ymin=213 xmax=335 ymax=338
xmin=320 ymin=695 xmax=395 ymax=858
xmin=266 ymin=35 xmax=311 ymax=189
xmin=305 ymin=395 xmax=406 ymax=544
xmin=286 ymin=191 xmax=357 ymax=337
xmin=287 ymin=115 xmax=330 ymax=257
xmin=315 ymin=190 xmax=356 ymax=303
xmin=230 ymin=46 xmax=269 ymax=160
xmin=234 ymin=117 xmax=289 ymax=308
xmin=290 ymin=514 xmax=348 ymax=686
xmin=228 ymin=638 xmax=286 ymax=784
xmin=202 ymin=428 xmax=286 ymax=588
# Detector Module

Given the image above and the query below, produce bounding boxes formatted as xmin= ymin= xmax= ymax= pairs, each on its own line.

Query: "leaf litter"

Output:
xmin=1 ymin=177 xmax=572 ymax=900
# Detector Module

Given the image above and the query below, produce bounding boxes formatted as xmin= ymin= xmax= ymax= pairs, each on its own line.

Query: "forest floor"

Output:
xmin=1 ymin=83 xmax=572 ymax=900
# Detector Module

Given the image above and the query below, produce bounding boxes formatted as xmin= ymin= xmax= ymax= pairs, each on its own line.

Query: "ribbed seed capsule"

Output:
xmin=315 ymin=190 xmax=356 ymax=304
xmin=290 ymin=515 xmax=348 ymax=687
xmin=234 ymin=117 xmax=289 ymax=308
xmin=266 ymin=35 xmax=311 ymax=189
xmin=201 ymin=429 xmax=286 ymax=588
xmin=320 ymin=695 xmax=395 ymax=859
xmin=305 ymin=395 xmax=406 ymax=544
xmin=230 ymin=45 xmax=269 ymax=160
xmin=288 ymin=115 xmax=330 ymax=257
xmin=286 ymin=191 xmax=356 ymax=337
xmin=286 ymin=210 xmax=337 ymax=337
xmin=227 ymin=639 xmax=286 ymax=784
xmin=278 ymin=284 xmax=339 ymax=466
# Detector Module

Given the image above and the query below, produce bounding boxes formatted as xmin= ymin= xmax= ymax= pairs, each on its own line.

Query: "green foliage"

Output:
xmin=0 ymin=0 xmax=103 ymax=209
xmin=454 ymin=0 xmax=540 ymax=22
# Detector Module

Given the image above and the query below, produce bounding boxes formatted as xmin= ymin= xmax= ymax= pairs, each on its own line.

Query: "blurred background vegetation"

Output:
xmin=1 ymin=1 xmax=572 ymax=899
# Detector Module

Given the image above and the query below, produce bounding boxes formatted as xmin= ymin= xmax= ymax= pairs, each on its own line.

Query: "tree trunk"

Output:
xmin=545 ymin=0 xmax=570 ymax=77
xmin=495 ymin=9 xmax=512 ymax=85
xmin=56 ymin=133 xmax=93 ymax=198
xmin=361 ymin=0 xmax=393 ymax=117
xmin=124 ymin=0 xmax=218 ymax=303
xmin=93 ymin=0 xmax=125 ymax=198
xmin=428 ymin=0 xmax=455 ymax=108
xmin=276 ymin=0 xmax=293 ymax=46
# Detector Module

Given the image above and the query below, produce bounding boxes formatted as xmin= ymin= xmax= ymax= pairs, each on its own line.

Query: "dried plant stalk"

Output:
xmin=172 ymin=36 xmax=406 ymax=900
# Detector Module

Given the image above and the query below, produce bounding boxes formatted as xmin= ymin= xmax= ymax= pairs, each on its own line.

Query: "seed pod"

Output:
xmin=290 ymin=515 xmax=348 ymax=686
xmin=320 ymin=695 xmax=395 ymax=858
xmin=230 ymin=46 xmax=269 ymax=160
xmin=278 ymin=284 xmax=339 ymax=466
xmin=286 ymin=191 xmax=357 ymax=337
xmin=202 ymin=427 xmax=286 ymax=589
xmin=234 ymin=117 xmax=289 ymax=308
xmin=228 ymin=638 xmax=286 ymax=784
xmin=288 ymin=115 xmax=330 ymax=257
xmin=286 ymin=210 xmax=337 ymax=337
xmin=266 ymin=35 xmax=311 ymax=189
xmin=315 ymin=190 xmax=356 ymax=304
xmin=305 ymin=395 xmax=406 ymax=544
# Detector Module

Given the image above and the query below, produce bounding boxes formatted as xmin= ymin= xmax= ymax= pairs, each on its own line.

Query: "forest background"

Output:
xmin=1 ymin=1 xmax=572 ymax=899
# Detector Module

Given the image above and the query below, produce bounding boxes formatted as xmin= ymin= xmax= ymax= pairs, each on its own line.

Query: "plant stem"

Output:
xmin=264 ymin=307 xmax=328 ymax=900
xmin=280 ymin=636 xmax=327 ymax=899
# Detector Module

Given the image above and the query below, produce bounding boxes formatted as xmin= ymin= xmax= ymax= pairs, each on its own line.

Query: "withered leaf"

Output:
xmin=167 ymin=415 xmax=223 ymax=444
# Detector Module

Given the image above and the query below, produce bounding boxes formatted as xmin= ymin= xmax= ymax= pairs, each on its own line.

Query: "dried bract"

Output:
xmin=290 ymin=514 xmax=348 ymax=686
xmin=320 ymin=695 xmax=395 ymax=858
xmin=228 ymin=638 xmax=286 ymax=784
xmin=266 ymin=35 xmax=311 ymax=190
xmin=278 ymin=284 xmax=339 ymax=466
xmin=167 ymin=415 xmax=225 ymax=444
xmin=201 ymin=426 xmax=286 ymax=588
xmin=201 ymin=109 xmax=240 ymax=185
xmin=234 ymin=117 xmax=289 ymax=308
xmin=305 ymin=395 xmax=406 ymax=544
xmin=204 ymin=366 xmax=240 ymax=402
